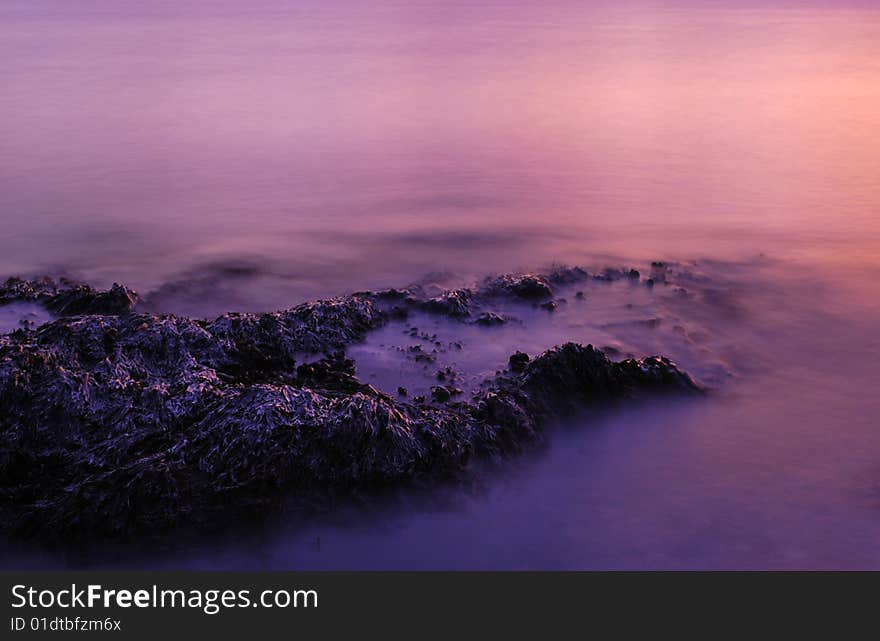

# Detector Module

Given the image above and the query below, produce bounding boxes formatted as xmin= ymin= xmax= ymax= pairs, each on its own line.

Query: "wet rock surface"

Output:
xmin=482 ymin=273 xmax=555 ymax=301
xmin=0 ymin=267 xmax=703 ymax=543
xmin=474 ymin=311 xmax=508 ymax=326
xmin=1 ymin=277 xmax=139 ymax=316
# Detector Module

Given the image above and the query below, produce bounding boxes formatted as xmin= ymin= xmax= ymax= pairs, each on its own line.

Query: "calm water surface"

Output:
xmin=1 ymin=1 xmax=879 ymax=568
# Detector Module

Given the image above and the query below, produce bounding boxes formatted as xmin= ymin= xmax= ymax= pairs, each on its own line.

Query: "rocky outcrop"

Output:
xmin=0 ymin=277 xmax=139 ymax=316
xmin=481 ymin=273 xmax=554 ymax=301
xmin=0 ymin=270 xmax=701 ymax=543
xmin=419 ymin=289 xmax=473 ymax=318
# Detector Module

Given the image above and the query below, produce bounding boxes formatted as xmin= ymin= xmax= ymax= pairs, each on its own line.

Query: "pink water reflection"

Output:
xmin=2 ymin=1 xmax=880 ymax=570
xmin=2 ymin=2 xmax=879 ymax=300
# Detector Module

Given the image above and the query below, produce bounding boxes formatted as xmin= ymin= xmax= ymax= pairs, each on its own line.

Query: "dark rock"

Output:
xmin=408 ymin=344 xmax=437 ymax=363
xmin=482 ymin=274 xmax=553 ymax=300
xmin=592 ymin=268 xmax=630 ymax=282
xmin=650 ymin=262 xmax=669 ymax=283
xmin=206 ymin=296 xmax=384 ymax=363
xmin=420 ymin=289 xmax=472 ymax=318
xmin=369 ymin=288 xmax=414 ymax=302
xmin=509 ymin=351 xmax=530 ymax=372
xmin=509 ymin=344 xmax=700 ymax=419
xmin=539 ymin=301 xmax=557 ymax=312
xmin=46 ymin=282 xmax=139 ymax=316
xmin=431 ymin=386 xmax=452 ymax=403
xmin=296 ymin=353 xmax=363 ymax=394
xmin=397 ymin=386 xmax=408 ymax=397
xmin=0 ymin=277 xmax=139 ymax=316
xmin=545 ymin=266 xmax=589 ymax=285
xmin=475 ymin=311 xmax=507 ymax=326
xmin=0 ymin=273 xmax=702 ymax=544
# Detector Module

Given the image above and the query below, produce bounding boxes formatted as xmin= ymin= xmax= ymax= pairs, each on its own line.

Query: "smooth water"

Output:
xmin=2 ymin=1 xmax=879 ymax=569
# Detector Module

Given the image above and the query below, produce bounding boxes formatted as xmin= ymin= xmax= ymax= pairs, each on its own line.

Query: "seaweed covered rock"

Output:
xmin=0 ymin=276 xmax=75 ymax=306
xmin=355 ymin=266 xmax=642 ymax=324
xmin=475 ymin=311 xmax=507 ymax=326
xmin=203 ymin=296 xmax=384 ymax=378
xmin=481 ymin=273 xmax=554 ymax=300
xmin=508 ymin=343 xmax=699 ymax=418
xmin=269 ymin=296 xmax=386 ymax=353
xmin=0 ymin=273 xmax=703 ymax=544
xmin=509 ymin=351 xmax=530 ymax=372
xmin=46 ymin=283 xmax=139 ymax=316
xmin=419 ymin=289 xmax=473 ymax=318
xmin=545 ymin=266 xmax=590 ymax=285
xmin=0 ymin=276 xmax=139 ymax=315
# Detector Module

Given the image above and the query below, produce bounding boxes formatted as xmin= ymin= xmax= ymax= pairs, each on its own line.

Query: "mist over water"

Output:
xmin=2 ymin=1 xmax=879 ymax=568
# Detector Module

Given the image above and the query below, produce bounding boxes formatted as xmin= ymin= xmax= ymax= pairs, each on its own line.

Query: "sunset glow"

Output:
xmin=2 ymin=1 xmax=879 ymax=571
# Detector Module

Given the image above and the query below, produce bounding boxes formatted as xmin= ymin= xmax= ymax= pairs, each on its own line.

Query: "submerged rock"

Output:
xmin=0 ymin=271 xmax=702 ymax=544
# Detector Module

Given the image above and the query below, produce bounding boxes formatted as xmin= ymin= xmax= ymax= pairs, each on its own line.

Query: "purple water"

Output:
xmin=2 ymin=1 xmax=879 ymax=569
